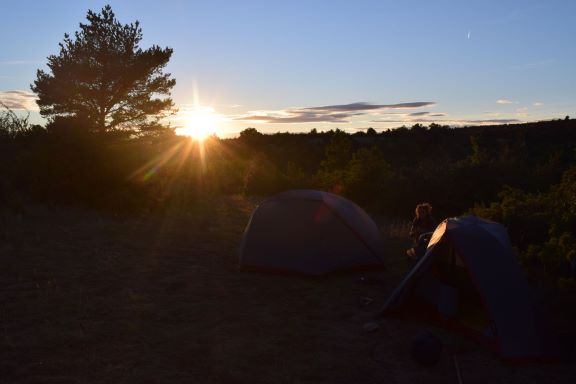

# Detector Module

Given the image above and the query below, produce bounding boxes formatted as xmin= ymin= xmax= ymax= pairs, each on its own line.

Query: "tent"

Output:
xmin=381 ymin=216 xmax=559 ymax=361
xmin=239 ymin=189 xmax=385 ymax=275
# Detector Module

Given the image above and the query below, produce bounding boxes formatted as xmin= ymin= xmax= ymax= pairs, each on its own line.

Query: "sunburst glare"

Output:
xmin=175 ymin=106 xmax=224 ymax=141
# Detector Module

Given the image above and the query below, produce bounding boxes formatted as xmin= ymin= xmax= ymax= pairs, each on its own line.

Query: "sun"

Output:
xmin=175 ymin=106 xmax=222 ymax=140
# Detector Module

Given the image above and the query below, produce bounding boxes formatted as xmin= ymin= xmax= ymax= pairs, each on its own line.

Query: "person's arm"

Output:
xmin=409 ymin=218 xmax=419 ymax=238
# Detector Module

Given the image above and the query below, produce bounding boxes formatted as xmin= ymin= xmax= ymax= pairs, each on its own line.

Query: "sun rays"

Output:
xmin=128 ymin=134 xmax=239 ymax=200
xmin=173 ymin=82 xmax=227 ymax=141
xmin=175 ymin=106 xmax=224 ymax=141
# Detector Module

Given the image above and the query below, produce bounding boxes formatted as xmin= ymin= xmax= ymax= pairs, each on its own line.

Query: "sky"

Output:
xmin=1 ymin=0 xmax=575 ymax=137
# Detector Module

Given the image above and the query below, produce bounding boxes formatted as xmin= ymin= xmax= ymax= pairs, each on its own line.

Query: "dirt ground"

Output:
xmin=0 ymin=196 xmax=574 ymax=384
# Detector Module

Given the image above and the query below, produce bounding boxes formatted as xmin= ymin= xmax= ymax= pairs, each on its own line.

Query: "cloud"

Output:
xmin=497 ymin=99 xmax=515 ymax=104
xmin=302 ymin=101 xmax=435 ymax=112
xmin=408 ymin=111 xmax=429 ymax=116
xmin=0 ymin=59 xmax=42 ymax=65
xmin=408 ymin=111 xmax=447 ymax=117
xmin=372 ymin=117 xmax=521 ymax=125
xmin=0 ymin=90 xmax=38 ymax=110
xmin=235 ymin=111 xmax=355 ymax=124
xmin=234 ymin=101 xmax=435 ymax=124
xmin=533 ymin=102 xmax=544 ymax=107
xmin=466 ymin=118 xmax=521 ymax=124
xmin=515 ymin=107 xmax=530 ymax=118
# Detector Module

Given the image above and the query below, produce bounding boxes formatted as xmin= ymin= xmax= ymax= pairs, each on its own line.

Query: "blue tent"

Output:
xmin=239 ymin=190 xmax=385 ymax=275
xmin=382 ymin=216 xmax=559 ymax=361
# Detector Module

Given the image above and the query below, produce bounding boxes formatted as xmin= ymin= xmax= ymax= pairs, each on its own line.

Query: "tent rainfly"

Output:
xmin=381 ymin=216 xmax=560 ymax=361
xmin=239 ymin=190 xmax=385 ymax=275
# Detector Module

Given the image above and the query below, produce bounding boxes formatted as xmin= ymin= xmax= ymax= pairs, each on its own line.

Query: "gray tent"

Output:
xmin=239 ymin=190 xmax=385 ymax=275
xmin=382 ymin=216 xmax=559 ymax=361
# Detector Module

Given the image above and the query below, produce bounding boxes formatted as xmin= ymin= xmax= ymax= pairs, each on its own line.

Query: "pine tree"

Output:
xmin=31 ymin=5 xmax=176 ymax=135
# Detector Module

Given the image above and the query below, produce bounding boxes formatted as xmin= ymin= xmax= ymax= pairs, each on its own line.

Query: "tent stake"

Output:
xmin=453 ymin=355 xmax=463 ymax=384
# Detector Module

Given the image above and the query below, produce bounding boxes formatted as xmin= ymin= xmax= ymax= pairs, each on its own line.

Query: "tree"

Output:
xmin=238 ymin=127 xmax=264 ymax=146
xmin=239 ymin=127 xmax=263 ymax=140
xmin=317 ymin=130 xmax=353 ymax=193
xmin=31 ymin=5 xmax=176 ymax=135
xmin=345 ymin=146 xmax=394 ymax=203
xmin=0 ymin=103 xmax=31 ymax=139
xmin=320 ymin=129 xmax=352 ymax=171
xmin=467 ymin=134 xmax=489 ymax=165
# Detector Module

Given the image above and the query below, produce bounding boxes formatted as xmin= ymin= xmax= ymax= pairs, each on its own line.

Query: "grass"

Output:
xmin=0 ymin=196 xmax=575 ymax=383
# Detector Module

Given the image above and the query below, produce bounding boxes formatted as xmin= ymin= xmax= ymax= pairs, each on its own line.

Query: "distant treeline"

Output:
xmin=1 ymin=117 xmax=575 ymax=216
xmin=1 ymin=114 xmax=575 ymax=280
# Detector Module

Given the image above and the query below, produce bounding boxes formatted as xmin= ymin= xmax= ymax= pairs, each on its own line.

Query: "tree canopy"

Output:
xmin=1 ymin=103 xmax=31 ymax=139
xmin=31 ymin=5 xmax=176 ymax=135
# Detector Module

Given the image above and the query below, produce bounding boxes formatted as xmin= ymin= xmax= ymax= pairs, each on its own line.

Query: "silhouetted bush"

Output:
xmin=472 ymin=165 xmax=576 ymax=283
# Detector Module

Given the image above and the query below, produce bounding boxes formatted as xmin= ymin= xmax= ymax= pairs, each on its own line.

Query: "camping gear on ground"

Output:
xmin=382 ymin=215 xmax=560 ymax=361
xmin=239 ymin=189 xmax=385 ymax=275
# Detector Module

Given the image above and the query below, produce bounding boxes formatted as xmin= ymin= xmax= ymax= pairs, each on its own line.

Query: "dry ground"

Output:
xmin=0 ymin=196 xmax=574 ymax=384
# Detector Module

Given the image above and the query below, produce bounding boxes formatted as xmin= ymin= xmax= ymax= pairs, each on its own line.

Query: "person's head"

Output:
xmin=415 ymin=203 xmax=433 ymax=219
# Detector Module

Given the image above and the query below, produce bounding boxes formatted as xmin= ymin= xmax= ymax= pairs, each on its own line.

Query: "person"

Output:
xmin=410 ymin=203 xmax=437 ymax=241
xmin=407 ymin=203 xmax=437 ymax=259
